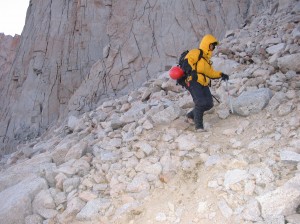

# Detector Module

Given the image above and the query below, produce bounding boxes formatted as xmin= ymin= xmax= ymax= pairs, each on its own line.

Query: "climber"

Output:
xmin=182 ymin=34 xmax=229 ymax=132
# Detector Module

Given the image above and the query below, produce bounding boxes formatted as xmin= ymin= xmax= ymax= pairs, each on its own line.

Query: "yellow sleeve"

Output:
xmin=204 ymin=63 xmax=222 ymax=79
xmin=195 ymin=58 xmax=222 ymax=79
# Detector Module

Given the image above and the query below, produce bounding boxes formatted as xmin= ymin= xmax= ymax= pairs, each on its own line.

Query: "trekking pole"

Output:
xmin=226 ymin=80 xmax=234 ymax=114
xmin=212 ymin=94 xmax=220 ymax=104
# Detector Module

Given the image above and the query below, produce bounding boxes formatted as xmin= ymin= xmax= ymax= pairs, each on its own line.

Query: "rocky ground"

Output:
xmin=0 ymin=2 xmax=299 ymax=224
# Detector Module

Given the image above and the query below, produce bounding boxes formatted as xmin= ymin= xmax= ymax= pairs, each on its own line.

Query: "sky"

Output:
xmin=0 ymin=0 xmax=30 ymax=36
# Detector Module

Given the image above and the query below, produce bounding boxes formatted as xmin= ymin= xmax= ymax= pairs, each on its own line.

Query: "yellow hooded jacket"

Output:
xmin=185 ymin=34 xmax=222 ymax=86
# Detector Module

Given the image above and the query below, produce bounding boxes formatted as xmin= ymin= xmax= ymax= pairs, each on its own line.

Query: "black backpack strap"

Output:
xmin=198 ymin=49 xmax=203 ymax=61
xmin=182 ymin=49 xmax=205 ymax=85
xmin=193 ymin=49 xmax=203 ymax=67
xmin=194 ymin=49 xmax=203 ymax=79
xmin=195 ymin=49 xmax=210 ymax=85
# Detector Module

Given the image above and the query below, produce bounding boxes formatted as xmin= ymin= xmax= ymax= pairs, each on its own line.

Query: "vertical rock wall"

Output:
xmin=0 ymin=0 xmax=275 ymax=152
xmin=0 ymin=34 xmax=20 ymax=151
xmin=0 ymin=0 xmax=111 ymax=150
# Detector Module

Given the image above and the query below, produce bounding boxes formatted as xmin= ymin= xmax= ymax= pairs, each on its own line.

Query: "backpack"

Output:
xmin=176 ymin=49 xmax=203 ymax=88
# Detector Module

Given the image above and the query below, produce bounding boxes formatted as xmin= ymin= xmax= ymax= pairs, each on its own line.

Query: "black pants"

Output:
xmin=187 ymin=81 xmax=213 ymax=129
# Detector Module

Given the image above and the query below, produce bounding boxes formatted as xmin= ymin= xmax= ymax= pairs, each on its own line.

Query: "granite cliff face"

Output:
xmin=0 ymin=34 xmax=20 ymax=149
xmin=0 ymin=0 xmax=283 ymax=152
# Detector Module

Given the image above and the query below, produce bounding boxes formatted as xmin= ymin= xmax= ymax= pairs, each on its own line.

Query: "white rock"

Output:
xmin=249 ymin=167 xmax=275 ymax=185
xmin=58 ymin=197 xmax=85 ymax=223
xmin=248 ymin=138 xmax=275 ymax=151
xmin=232 ymin=88 xmax=273 ymax=116
xmin=205 ymin=155 xmax=222 ymax=167
xmin=76 ymin=198 xmax=111 ymax=220
xmin=63 ymin=177 xmax=81 ymax=193
xmin=67 ymin=116 xmax=80 ymax=131
xmin=266 ymin=43 xmax=285 ymax=55
xmin=126 ymin=174 xmax=150 ymax=193
xmin=280 ymin=150 xmax=300 ymax=162
xmin=133 ymin=141 xmax=154 ymax=156
xmin=0 ymin=176 xmax=48 ymax=224
xmin=32 ymin=189 xmax=57 ymax=219
xmin=155 ymin=212 xmax=167 ymax=221
xmin=242 ymin=199 xmax=262 ymax=221
xmin=52 ymin=140 xmax=77 ymax=165
xmin=217 ymin=199 xmax=233 ymax=218
xmin=65 ymin=141 xmax=88 ymax=162
xmin=256 ymin=175 xmax=300 ymax=218
xmin=175 ymin=133 xmax=201 ymax=151
xmin=25 ymin=214 xmax=43 ymax=224
xmin=151 ymin=104 xmax=183 ymax=124
xmin=223 ymin=169 xmax=249 ymax=189
xmin=278 ymin=53 xmax=300 ymax=73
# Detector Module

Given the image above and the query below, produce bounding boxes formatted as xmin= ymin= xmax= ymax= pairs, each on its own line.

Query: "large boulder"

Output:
xmin=232 ymin=88 xmax=273 ymax=116
xmin=0 ymin=176 xmax=48 ymax=224
xmin=256 ymin=175 xmax=300 ymax=218
xmin=277 ymin=53 xmax=300 ymax=73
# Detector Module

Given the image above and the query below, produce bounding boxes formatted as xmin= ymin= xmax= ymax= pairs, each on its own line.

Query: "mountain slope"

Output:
xmin=0 ymin=0 xmax=276 ymax=153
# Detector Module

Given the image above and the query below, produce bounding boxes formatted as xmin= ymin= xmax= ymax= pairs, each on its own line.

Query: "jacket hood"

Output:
xmin=199 ymin=34 xmax=219 ymax=59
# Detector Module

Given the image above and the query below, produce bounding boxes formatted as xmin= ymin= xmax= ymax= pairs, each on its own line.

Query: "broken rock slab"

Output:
xmin=232 ymin=88 xmax=273 ymax=116
xmin=256 ymin=175 xmax=300 ymax=218
xmin=0 ymin=176 xmax=48 ymax=224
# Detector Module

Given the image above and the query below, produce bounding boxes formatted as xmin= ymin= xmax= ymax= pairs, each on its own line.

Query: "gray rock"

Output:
xmin=263 ymin=215 xmax=285 ymax=224
xmin=151 ymin=104 xmax=183 ymax=124
xmin=51 ymin=140 xmax=77 ymax=165
xmin=212 ymin=58 xmax=240 ymax=74
xmin=292 ymin=25 xmax=300 ymax=39
xmin=0 ymin=176 xmax=48 ymax=224
xmin=76 ymin=198 xmax=111 ymax=221
xmin=205 ymin=155 xmax=222 ymax=167
xmin=278 ymin=53 xmax=300 ymax=73
xmin=29 ymin=139 xmax=59 ymax=157
xmin=53 ymin=191 xmax=67 ymax=206
xmin=25 ymin=214 xmax=43 ymax=224
xmin=256 ymin=175 xmax=300 ymax=218
xmin=266 ymin=43 xmax=285 ymax=55
xmin=242 ymin=199 xmax=262 ymax=222
xmin=65 ymin=141 xmax=88 ymax=162
xmin=113 ymin=201 xmax=141 ymax=220
xmin=266 ymin=92 xmax=286 ymax=112
xmin=223 ymin=169 xmax=249 ymax=189
xmin=120 ymin=103 xmax=148 ymax=123
xmin=178 ymin=94 xmax=194 ymax=109
xmin=249 ymin=166 xmax=275 ymax=185
xmin=247 ymin=138 xmax=275 ymax=151
xmin=32 ymin=189 xmax=58 ymax=219
xmin=63 ymin=177 xmax=81 ymax=193
xmin=217 ymin=199 xmax=233 ymax=218
xmin=233 ymin=88 xmax=273 ymax=116
xmin=133 ymin=141 xmax=154 ymax=156
xmin=286 ymin=214 xmax=300 ymax=224
xmin=58 ymin=197 xmax=86 ymax=224
xmin=110 ymin=114 xmax=125 ymax=130
xmin=264 ymin=38 xmax=282 ymax=45
xmin=67 ymin=116 xmax=80 ymax=131
xmin=93 ymin=147 xmax=121 ymax=162
xmin=175 ymin=133 xmax=201 ymax=151
xmin=126 ymin=174 xmax=150 ymax=193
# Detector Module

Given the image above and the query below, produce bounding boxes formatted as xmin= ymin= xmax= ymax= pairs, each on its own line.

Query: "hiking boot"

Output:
xmin=195 ymin=128 xmax=207 ymax=133
xmin=185 ymin=117 xmax=194 ymax=124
